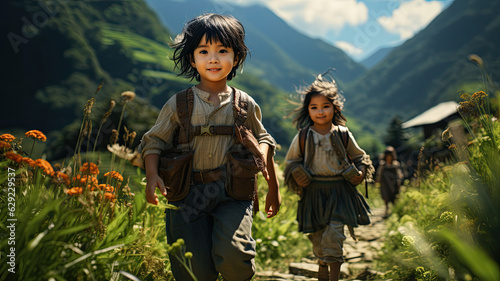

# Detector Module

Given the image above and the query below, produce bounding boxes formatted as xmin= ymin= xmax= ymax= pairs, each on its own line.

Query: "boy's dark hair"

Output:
xmin=292 ymin=74 xmax=347 ymax=129
xmin=170 ymin=13 xmax=249 ymax=81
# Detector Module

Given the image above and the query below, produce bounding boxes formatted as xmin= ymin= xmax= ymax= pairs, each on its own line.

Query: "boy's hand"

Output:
xmin=265 ymin=189 xmax=281 ymax=218
xmin=262 ymin=144 xmax=281 ymax=218
xmin=261 ymin=166 xmax=270 ymax=181
xmin=144 ymin=154 xmax=166 ymax=205
xmin=145 ymin=174 xmax=167 ymax=205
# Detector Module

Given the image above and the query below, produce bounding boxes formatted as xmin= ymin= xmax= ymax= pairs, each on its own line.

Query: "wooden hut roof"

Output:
xmin=402 ymin=101 xmax=459 ymax=129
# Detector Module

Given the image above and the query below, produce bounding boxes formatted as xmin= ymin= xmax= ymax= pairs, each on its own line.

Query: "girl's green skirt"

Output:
xmin=297 ymin=178 xmax=371 ymax=233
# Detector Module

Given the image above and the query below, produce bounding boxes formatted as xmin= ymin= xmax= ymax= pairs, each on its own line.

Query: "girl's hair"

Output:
xmin=292 ymin=74 xmax=347 ymax=129
xmin=170 ymin=13 xmax=249 ymax=81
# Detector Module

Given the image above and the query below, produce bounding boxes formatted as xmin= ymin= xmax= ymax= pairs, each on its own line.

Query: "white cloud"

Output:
xmin=377 ymin=0 xmax=444 ymax=40
xmin=215 ymin=0 xmax=369 ymax=38
xmin=334 ymin=41 xmax=363 ymax=56
xmin=268 ymin=0 xmax=369 ymax=37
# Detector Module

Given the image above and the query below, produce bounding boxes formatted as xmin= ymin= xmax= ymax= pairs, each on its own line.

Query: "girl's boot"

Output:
xmin=318 ymin=262 xmax=329 ymax=281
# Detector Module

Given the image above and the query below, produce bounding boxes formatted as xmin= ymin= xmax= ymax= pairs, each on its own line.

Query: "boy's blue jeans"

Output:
xmin=165 ymin=179 xmax=256 ymax=281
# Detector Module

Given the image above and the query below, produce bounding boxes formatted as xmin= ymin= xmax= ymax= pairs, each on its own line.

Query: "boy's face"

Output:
xmin=191 ymin=34 xmax=237 ymax=86
xmin=308 ymin=94 xmax=335 ymax=127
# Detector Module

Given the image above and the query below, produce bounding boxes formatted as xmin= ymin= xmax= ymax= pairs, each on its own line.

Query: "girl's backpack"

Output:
xmin=297 ymin=125 xmax=369 ymax=198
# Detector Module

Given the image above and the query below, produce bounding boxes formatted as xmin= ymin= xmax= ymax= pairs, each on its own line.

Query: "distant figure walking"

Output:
xmin=376 ymin=146 xmax=403 ymax=218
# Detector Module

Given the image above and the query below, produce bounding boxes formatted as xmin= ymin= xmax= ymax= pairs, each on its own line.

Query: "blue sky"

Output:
xmin=215 ymin=0 xmax=454 ymax=61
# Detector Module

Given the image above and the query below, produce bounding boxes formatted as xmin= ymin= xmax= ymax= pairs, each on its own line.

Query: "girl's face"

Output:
xmin=191 ymin=34 xmax=237 ymax=86
xmin=308 ymin=94 xmax=334 ymax=127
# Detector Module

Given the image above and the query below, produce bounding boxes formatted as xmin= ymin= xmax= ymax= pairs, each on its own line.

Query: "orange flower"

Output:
xmin=53 ymin=171 xmax=70 ymax=185
xmin=25 ymin=130 xmax=47 ymax=142
xmin=0 ymin=134 xmax=15 ymax=142
xmin=104 ymin=171 xmax=124 ymax=181
xmin=67 ymin=187 xmax=83 ymax=196
xmin=97 ymin=184 xmax=115 ymax=192
xmin=21 ymin=157 xmax=36 ymax=168
xmin=35 ymin=159 xmax=54 ymax=176
xmin=104 ymin=192 xmax=116 ymax=201
xmin=0 ymin=140 xmax=11 ymax=150
xmin=73 ymin=174 xmax=98 ymax=189
xmin=80 ymin=162 xmax=100 ymax=175
xmin=5 ymin=151 xmax=23 ymax=163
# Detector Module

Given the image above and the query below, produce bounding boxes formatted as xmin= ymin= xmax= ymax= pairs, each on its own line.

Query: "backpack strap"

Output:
xmin=336 ymin=125 xmax=369 ymax=198
xmin=177 ymin=88 xmax=237 ymax=144
xmin=231 ymin=88 xmax=261 ymax=212
xmin=298 ymin=126 xmax=309 ymax=157
xmin=299 ymin=125 xmax=348 ymax=157
xmin=232 ymin=87 xmax=248 ymax=128
xmin=176 ymin=88 xmax=194 ymax=145
xmin=338 ymin=125 xmax=349 ymax=149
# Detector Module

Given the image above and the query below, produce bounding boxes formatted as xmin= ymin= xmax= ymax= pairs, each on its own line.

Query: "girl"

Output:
xmin=376 ymin=146 xmax=403 ymax=218
xmin=135 ymin=14 xmax=281 ymax=281
xmin=284 ymin=74 xmax=373 ymax=281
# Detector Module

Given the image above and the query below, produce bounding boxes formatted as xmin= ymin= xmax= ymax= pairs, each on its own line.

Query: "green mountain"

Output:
xmin=1 ymin=0 xmax=174 ymax=130
xmin=360 ymin=46 xmax=395 ymax=69
xmin=345 ymin=0 xmax=500 ymax=132
xmin=0 ymin=0 xmax=296 ymax=160
xmin=145 ymin=0 xmax=366 ymax=91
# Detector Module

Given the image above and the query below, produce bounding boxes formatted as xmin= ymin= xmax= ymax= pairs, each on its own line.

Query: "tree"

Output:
xmin=384 ymin=116 xmax=405 ymax=149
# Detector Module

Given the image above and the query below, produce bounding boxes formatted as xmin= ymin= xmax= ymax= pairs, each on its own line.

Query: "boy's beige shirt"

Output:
xmin=137 ymin=86 xmax=275 ymax=171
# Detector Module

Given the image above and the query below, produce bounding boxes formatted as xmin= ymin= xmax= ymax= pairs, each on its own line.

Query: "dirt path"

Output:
xmin=255 ymin=207 xmax=388 ymax=280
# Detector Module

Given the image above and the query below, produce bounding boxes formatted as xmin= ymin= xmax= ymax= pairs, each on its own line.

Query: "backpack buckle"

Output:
xmin=200 ymin=125 xmax=213 ymax=136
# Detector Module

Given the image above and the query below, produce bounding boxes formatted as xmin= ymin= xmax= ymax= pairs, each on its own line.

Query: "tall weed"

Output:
xmin=0 ymin=85 xmax=194 ymax=280
xmin=377 ymin=56 xmax=500 ymax=280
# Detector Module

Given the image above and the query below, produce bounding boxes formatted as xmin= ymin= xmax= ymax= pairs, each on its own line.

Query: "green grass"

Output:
xmin=374 ymin=69 xmax=500 ymax=280
xmin=100 ymin=24 xmax=176 ymax=75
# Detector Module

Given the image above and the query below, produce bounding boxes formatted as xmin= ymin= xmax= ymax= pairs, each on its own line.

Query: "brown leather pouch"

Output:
xmin=225 ymin=150 xmax=260 ymax=200
xmin=158 ymin=149 xmax=194 ymax=201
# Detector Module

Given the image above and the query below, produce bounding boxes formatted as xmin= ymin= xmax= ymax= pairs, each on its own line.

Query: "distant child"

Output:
xmin=376 ymin=146 xmax=403 ymax=218
xmin=134 ymin=14 xmax=281 ymax=281
xmin=284 ymin=74 xmax=373 ymax=281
